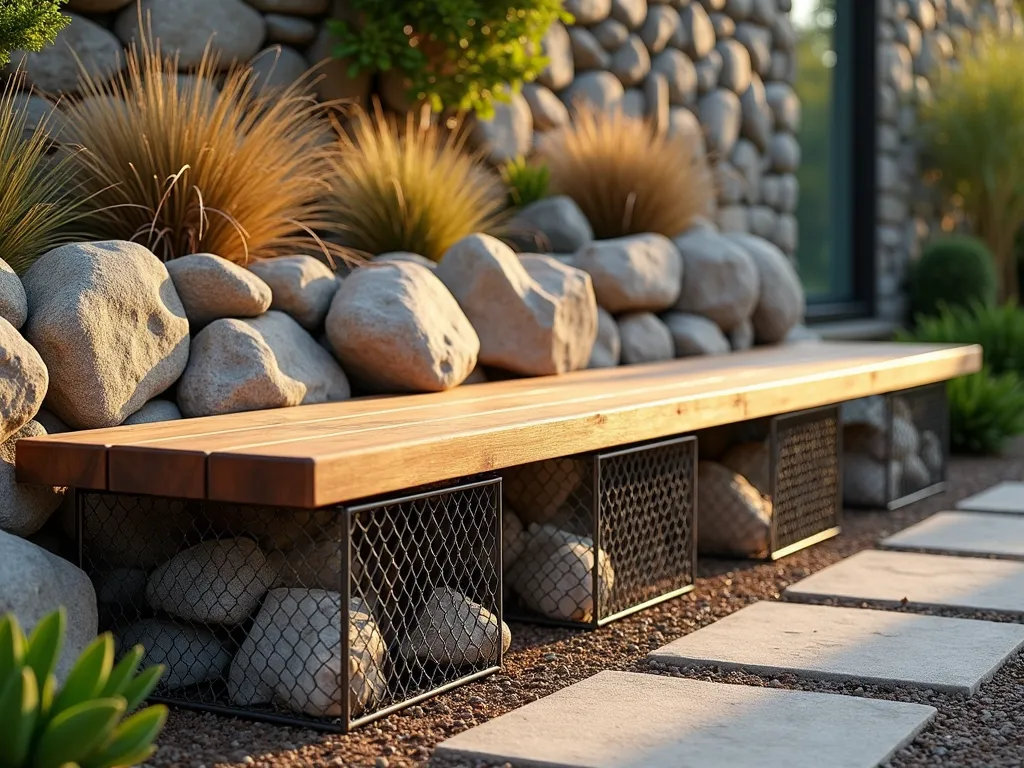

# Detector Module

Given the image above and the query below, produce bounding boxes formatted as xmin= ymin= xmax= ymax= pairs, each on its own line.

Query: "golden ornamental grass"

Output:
xmin=62 ymin=34 xmax=342 ymax=264
xmin=0 ymin=71 xmax=89 ymax=275
xmin=327 ymin=104 xmax=507 ymax=263
xmin=537 ymin=105 xmax=714 ymax=240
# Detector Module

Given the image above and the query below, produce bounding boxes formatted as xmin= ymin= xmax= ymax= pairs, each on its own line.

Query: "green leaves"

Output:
xmin=500 ymin=156 xmax=550 ymax=209
xmin=0 ymin=0 xmax=70 ymax=67
xmin=0 ymin=609 xmax=166 ymax=768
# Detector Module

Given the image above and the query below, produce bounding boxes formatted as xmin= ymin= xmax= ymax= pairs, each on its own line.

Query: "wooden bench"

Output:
xmin=13 ymin=340 xmax=982 ymax=731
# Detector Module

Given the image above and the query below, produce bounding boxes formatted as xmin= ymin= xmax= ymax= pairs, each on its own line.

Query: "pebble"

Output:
xmin=375 ymin=758 xmax=389 ymax=768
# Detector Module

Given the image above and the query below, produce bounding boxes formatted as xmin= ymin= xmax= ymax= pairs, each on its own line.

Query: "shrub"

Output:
xmin=946 ymin=368 xmax=1024 ymax=454
xmin=537 ymin=105 xmax=713 ymax=240
xmin=62 ymin=34 xmax=342 ymax=265
xmin=0 ymin=70 xmax=88 ymax=275
xmin=0 ymin=608 xmax=167 ymax=768
xmin=919 ymin=39 xmax=1024 ymax=302
xmin=328 ymin=0 xmax=572 ymax=118
xmin=327 ymin=104 xmax=506 ymax=262
xmin=501 ymin=155 xmax=549 ymax=209
xmin=0 ymin=1 xmax=68 ymax=67
xmin=909 ymin=236 xmax=997 ymax=320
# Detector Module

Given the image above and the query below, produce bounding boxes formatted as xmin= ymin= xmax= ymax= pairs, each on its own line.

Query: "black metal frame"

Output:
xmin=504 ymin=435 xmax=698 ymax=630
xmin=75 ymin=476 xmax=503 ymax=734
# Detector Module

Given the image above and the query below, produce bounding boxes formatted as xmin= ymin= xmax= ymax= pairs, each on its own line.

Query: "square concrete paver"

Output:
xmin=647 ymin=601 xmax=1024 ymax=694
xmin=881 ymin=512 xmax=1024 ymax=560
xmin=434 ymin=671 xmax=936 ymax=768
xmin=784 ymin=549 xmax=1024 ymax=615
xmin=956 ymin=482 xmax=1024 ymax=514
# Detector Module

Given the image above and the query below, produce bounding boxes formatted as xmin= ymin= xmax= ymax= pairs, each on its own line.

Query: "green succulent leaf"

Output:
xmin=0 ymin=666 xmax=40 ymax=766
xmin=99 ymin=647 xmax=143 ymax=701
xmin=33 ymin=698 xmax=126 ymax=768
xmin=119 ymin=665 xmax=164 ymax=714
xmin=82 ymin=705 xmax=168 ymax=768
xmin=0 ymin=613 xmax=27 ymax=684
xmin=52 ymin=634 xmax=115 ymax=717
xmin=24 ymin=609 xmax=65 ymax=692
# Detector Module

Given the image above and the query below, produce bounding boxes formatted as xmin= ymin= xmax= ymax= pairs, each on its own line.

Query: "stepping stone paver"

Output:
xmin=434 ymin=671 xmax=937 ymax=768
xmin=881 ymin=511 xmax=1024 ymax=561
xmin=956 ymin=482 xmax=1024 ymax=515
xmin=647 ymin=601 xmax=1024 ymax=694
xmin=784 ymin=549 xmax=1024 ymax=615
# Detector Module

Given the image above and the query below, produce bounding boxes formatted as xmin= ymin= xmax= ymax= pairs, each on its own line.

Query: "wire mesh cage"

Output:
xmin=695 ymin=405 xmax=842 ymax=561
xmin=75 ymin=476 xmax=503 ymax=732
xmin=842 ymin=384 xmax=948 ymax=510
xmin=502 ymin=435 xmax=697 ymax=629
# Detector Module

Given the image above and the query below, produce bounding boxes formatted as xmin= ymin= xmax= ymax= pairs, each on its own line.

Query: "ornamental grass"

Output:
xmin=62 ymin=32 xmax=343 ymax=265
xmin=536 ymin=104 xmax=714 ymax=240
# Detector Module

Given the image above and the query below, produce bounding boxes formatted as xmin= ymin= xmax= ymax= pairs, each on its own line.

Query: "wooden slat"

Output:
xmin=15 ymin=342 xmax=982 ymax=506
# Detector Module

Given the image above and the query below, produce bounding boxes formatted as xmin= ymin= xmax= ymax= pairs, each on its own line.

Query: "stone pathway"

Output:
xmin=881 ymin=511 xmax=1024 ymax=560
xmin=783 ymin=549 xmax=1024 ymax=615
xmin=956 ymin=481 xmax=1024 ymax=514
xmin=437 ymin=484 xmax=1024 ymax=768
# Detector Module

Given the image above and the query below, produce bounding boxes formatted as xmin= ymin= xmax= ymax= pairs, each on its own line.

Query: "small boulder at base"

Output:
xmin=325 ymin=262 xmax=480 ymax=393
xmin=165 ymin=252 xmax=272 ymax=328
xmin=617 ymin=312 xmax=675 ymax=364
xmin=672 ymin=229 xmax=759 ymax=332
xmin=575 ymin=234 xmax=683 ymax=313
xmin=588 ymin=307 xmax=622 ymax=368
xmin=118 ymin=618 xmax=232 ymax=690
xmin=122 ymin=399 xmax=183 ymax=425
xmin=0 ymin=421 xmax=65 ymax=537
xmin=229 ymin=589 xmax=387 ymax=717
xmin=249 ymin=255 xmax=340 ymax=330
xmin=0 ymin=316 xmax=48 ymax=443
xmin=437 ymin=236 xmax=598 ymax=376
xmin=0 ymin=258 xmax=27 ymax=329
xmin=146 ymin=538 xmax=277 ymax=626
xmin=177 ymin=311 xmax=351 ymax=417
xmin=511 ymin=196 xmax=594 ymax=254
xmin=725 ymin=232 xmax=805 ymax=343
xmin=21 ymin=241 xmax=189 ymax=430
xmin=401 ymin=587 xmax=510 ymax=665
xmin=0 ymin=529 xmax=97 ymax=681
xmin=662 ymin=312 xmax=731 ymax=357
xmin=697 ymin=461 xmax=771 ymax=558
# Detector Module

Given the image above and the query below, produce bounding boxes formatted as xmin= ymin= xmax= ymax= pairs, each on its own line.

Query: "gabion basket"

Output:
xmin=502 ymin=435 xmax=697 ymax=629
xmin=696 ymin=405 xmax=842 ymax=561
xmin=74 ymin=477 xmax=503 ymax=733
xmin=842 ymin=384 xmax=948 ymax=510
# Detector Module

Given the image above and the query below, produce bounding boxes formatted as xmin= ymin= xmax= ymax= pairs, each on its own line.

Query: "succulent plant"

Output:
xmin=0 ymin=608 xmax=167 ymax=768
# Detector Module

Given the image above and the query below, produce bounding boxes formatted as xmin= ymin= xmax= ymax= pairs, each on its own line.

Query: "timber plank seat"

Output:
xmin=16 ymin=341 xmax=981 ymax=509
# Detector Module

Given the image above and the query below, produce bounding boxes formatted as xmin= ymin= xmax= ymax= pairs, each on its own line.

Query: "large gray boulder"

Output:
xmin=0 ymin=259 xmax=27 ymax=329
xmin=249 ymin=256 xmax=339 ymax=331
xmin=8 ymin=14 xmax=122 ymax=94
xmin=0 ymin=317 xmax=47 ymax=443
xmin=0 ymin=421 xmax=65 ymax=537
xmin=401 ymin=587 xmax=510 ymax=665
xmin=178 ymin=311 xmax=350 ymax=417
xmin=617 ymin=312 xmax=675 ymax=365
xmin=470 ymin=92 xmax=533 ymax=165
xmin=588 ymin=307 xmax=621 ymax=369
xmin=672 ymin=229 xmax=759 ymax=332
xmin=725 ymin=233 xmax=804 ymax=343
xmin=118 ymin=618 xmax=232 ymax=690
xmin=575 ymin=234 xmax=683 ymax=313
xmin=325 ymin=262 xmax=480 ymax=393
xmin=662 ymin=312 xmax=731 ymax=357
xmin=22 ymin=241 xmax=189 ymax=429
xmin=511 ymin=196 xmax=594 ymax=254
xmin=436 ymin=236 xmax=597 ymax=376
xmin=0 ymin=529 xmax=97 ymax=681
xmin=166 ymin=253 xmax=272 ymax=328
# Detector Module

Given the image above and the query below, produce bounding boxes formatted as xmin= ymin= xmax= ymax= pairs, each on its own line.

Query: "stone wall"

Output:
xmin=874 ymin=0 xmax=1022 ymax=322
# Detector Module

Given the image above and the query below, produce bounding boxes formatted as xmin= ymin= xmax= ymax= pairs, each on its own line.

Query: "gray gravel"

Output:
xmin=146 ymin=453 xmax=1024 ymax=768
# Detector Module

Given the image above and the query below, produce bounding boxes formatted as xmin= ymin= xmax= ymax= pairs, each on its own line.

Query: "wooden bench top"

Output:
xmin=16 ymin=341 xmax=981 ymax=508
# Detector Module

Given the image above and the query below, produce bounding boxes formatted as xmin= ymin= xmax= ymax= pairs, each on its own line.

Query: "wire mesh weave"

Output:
xmin=503 ymin=436 xmax=696 ymax=628
xmin=76 ymin=477 xmax=502 ymax=732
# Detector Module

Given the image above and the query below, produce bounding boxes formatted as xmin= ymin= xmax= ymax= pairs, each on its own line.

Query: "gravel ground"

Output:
xmin=147 ymin=453 xmax=1024 ymax=768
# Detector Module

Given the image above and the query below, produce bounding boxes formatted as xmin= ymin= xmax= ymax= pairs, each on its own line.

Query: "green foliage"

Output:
xmin=0 ymin=1 xmax=69 ymax=67
xmin=909 ymin=236 xmax=998 ymax=320
xmin=500 ymin=155 xmax=549 ymax=209
xmin=0 ymin=70 xmax=89 ymax=275
xmin=0 ymin=608 xmax=167 ymax=768
xmin=919 ymin=38 xmax=1024 ymax=302
xmin=328 ymin=0 xmax=572 ymax=118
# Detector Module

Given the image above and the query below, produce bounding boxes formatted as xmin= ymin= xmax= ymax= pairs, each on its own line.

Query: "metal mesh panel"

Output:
xmin=770 ymin=407 xmax=842 ymax=558
xmin=842 ymin=384 xmax=948 ymax=510
xmin=503 ymin=437 xmax=697 ymax=628
xmin=77 ymin=477 xmax=502 ymax=732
